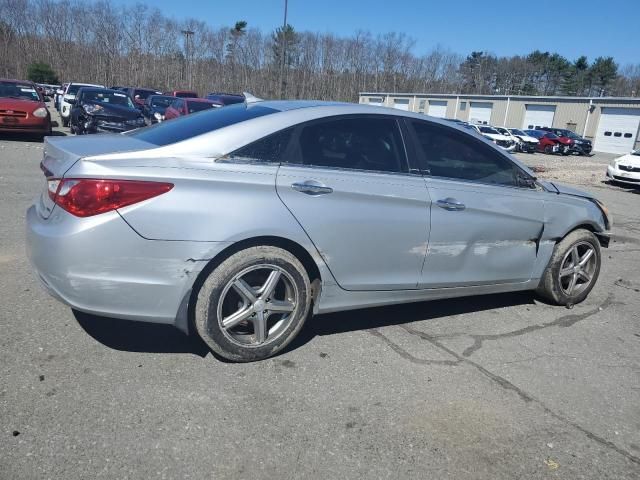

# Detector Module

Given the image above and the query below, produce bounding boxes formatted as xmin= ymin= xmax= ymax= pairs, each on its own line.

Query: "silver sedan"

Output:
xmin=26 ymin=100 xmax=612 ymax=361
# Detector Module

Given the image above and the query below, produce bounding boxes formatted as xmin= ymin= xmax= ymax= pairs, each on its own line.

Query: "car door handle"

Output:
xmin=291 ymin=181 xmax=333 ymax=196
xmin=436 ymin=198 xmax=466 ymax=211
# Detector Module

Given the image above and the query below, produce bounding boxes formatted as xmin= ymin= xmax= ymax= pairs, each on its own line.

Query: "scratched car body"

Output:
xmin=26 ymin=100 xmax=612 ymax=362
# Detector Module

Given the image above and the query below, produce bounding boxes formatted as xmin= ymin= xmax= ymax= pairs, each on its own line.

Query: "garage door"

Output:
xmin=428 ymin=100 xmax=447 ymax=118
xmin=594 ymin=107 xmax=640 ymax=154
xmin=469 ymin=102 xmax=492 ymax=124
xmin=523 ymin=105 xmax=555 ymax=129
xmin=368 ymin=97 xmax=384 ymax=107
xmin=393 ymin=98 xmax=410 ymax=111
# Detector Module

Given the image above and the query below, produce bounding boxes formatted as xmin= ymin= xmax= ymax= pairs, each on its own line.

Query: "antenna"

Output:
xmin=243 ymin=92 xmax=263 ymax=104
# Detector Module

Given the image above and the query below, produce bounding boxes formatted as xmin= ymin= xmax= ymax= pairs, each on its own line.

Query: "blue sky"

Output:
xmin=115 ymin=0 xmax=638 ymax=65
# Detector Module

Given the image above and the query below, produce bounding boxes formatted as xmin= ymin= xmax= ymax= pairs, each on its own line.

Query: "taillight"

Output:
xmin=48 ymin=178 xmax=173 ymax=217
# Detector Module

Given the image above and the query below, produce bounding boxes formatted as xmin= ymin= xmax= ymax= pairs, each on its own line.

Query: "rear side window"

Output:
xmin=292 ymin=116 xmax=406 ymax=173
xmin=127 ymin=103 xmax=277 ymax=146
xmin=226 ymin=128 xmax=294 ymax=163
xmin=409 ymin=120 xmax=520 ymax=187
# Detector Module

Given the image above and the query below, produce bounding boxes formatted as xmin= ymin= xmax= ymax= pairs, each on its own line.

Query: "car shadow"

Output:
xmin=73 ymin=310 xmax=210 ymax=357
xmin=281 ymin=291 xmax=536 ymax=354
xmin=73 ymin=291 xmax=536 ymax=360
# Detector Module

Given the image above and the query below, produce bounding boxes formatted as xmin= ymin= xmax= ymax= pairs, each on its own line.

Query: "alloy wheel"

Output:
xmin=558 ymin=241 xmax=597 ymax=296
xmin=216 ymin=264 xmax=298 ymax=347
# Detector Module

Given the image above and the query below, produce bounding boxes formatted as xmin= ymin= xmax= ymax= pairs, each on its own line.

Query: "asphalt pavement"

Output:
xmin=1 ymin=112 xmax=639 ymax=479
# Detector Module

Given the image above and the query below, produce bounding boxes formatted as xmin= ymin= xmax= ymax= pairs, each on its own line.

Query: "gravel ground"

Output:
xmin=1 ymin=110 xmax=639 ymax=479
xmin=515 ymin=150 xmax=617 ymax=187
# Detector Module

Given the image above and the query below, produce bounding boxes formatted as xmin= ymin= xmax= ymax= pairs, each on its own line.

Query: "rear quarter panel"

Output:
xmin=64 ymin=158 xmax=334 ymax=281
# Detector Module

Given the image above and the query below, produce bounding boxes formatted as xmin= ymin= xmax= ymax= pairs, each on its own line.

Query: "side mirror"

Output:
xmin=517 ymin=174 xmax=536 ymax=189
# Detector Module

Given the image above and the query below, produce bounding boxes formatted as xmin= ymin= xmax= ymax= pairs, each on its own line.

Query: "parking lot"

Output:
xmin=1 ymin=113 xmax=639 ymax=479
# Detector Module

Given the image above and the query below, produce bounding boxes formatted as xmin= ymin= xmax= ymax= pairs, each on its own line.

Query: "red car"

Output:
xmin=523 ymin=129 xmax=572 ymax=155
xmin=165 ymin=90 xmax=199 ymax=98
xmin=163 ymin=98 xmax=222 ymax=120
xmin=0 ymin=78 xmax=51 ymax=140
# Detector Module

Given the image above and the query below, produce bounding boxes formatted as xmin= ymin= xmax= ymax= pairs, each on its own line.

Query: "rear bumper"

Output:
xmin=26 ymin=205 xmax=229 ymax=326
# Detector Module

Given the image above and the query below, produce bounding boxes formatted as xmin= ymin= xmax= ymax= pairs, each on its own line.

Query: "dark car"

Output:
xmin=68 ymin=87 xmax=146 ymax=134
xmin=537 ymin=127 xmax=592 ymax=155
xmin=0 ymin=78 xmax=52 ymax=140
xmin=524 ymin=129 xmax=571 ymax=155
xmin=205 ymin=92 xmax=245 ymax=106
xmin=163 ymin=97 xmax=221 ymax=120
xmin=141 ymin=94 xmax=176 ymax=124
xmin=120 ymin=87 xmax=163 ymax=107
xmin=166 ymin=89 xmax=199 ymax=98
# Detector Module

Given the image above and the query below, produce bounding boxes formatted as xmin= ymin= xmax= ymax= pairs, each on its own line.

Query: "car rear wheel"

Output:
xmin=195 ymin=246 xmax=312 ymax=362
xmin=537 ymin=229 xmax=601 ymax=306
xmin=544 ymin=145 xmax=554 ymax=154
xmin=61 ymin=117 xmax=69 ymax=127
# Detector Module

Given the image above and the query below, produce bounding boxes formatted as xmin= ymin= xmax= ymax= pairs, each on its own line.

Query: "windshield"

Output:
xmin=565 ymin=131 xmax=582 ymax=139
xmin=479 ymin=126 xmax=500 ymax=134
xmin=0 ymin=81 xmax=40 ymax=101
xmin=82 ymin=90 xmax=134 ymax=108
xmin=175 ymin=91 xmax=197 ymax=98
xmin=127 ymin=103 xmax=277 ymax=146
xmin=134 ymin=89 xmax=159 ymax=100
xmin=149 ymin=96 xmax=174 ymax=108
xmin=510 ymin=129 xmax=526 ymax=136
xmin=545 ymin=132 xmax=559 ymax=139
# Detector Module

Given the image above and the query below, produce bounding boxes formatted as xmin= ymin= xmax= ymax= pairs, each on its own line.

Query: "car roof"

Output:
xmin=78 ymin=87 xmax=125 ymax=94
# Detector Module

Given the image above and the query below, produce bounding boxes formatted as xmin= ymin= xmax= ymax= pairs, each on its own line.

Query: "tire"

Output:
xmin=61 ymin=117 xmax=69 ymax=127
xmin=537 ymin=229 xmax=601 ymax=306
xmin=544 ymin=145 xmax=554 ymax=154
xmin=195 ymin=246 xmax=312 ymax=362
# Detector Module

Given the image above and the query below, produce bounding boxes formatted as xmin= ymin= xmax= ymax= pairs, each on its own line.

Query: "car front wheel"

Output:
xmin=537 ymin=229 xmax=601 ymax=305
xmin=194 ymin=246 xmax=312 ymax=362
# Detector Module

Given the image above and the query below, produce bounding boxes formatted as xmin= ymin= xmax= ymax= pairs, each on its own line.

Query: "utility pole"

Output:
xmin=181 ymin=30 xmax=195 ymax=89
xmin=278 ymin=0 xmax=288 ymax=99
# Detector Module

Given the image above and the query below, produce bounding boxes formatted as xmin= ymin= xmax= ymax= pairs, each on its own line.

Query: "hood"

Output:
xmin=483 ymin=133 xmax=511 ymax=141
xmin=614 ymin=152 xmax=640 ymax=167
xmin=0 ymin=97 xmax=45 ymax=111
xmin=85 ymin=102 xmax=141 ymax=120
xmin=540 ymin=180 xmax=594 ymax=199
xmin=517 ymin=135 xmax=539 ymax=143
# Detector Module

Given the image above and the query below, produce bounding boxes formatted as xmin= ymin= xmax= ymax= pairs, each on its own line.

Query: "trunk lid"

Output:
xmin=38 ymin=134 xmax=153 ymax=218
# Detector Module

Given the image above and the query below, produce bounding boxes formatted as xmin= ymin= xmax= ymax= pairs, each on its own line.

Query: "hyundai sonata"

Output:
xmin=27 ymin=100 xmax=611 ymax=361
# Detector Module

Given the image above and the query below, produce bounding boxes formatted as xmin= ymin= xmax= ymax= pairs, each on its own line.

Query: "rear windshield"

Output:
xmin=175 ymin=91 xmax=197 ymax=98
xmin=127 ymin=103 xmax=278 ymax=146
xmin=188 ymin=101 xmax=217 ymax=113
xmin=149 ymin=96 xmax=174 ymax=108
